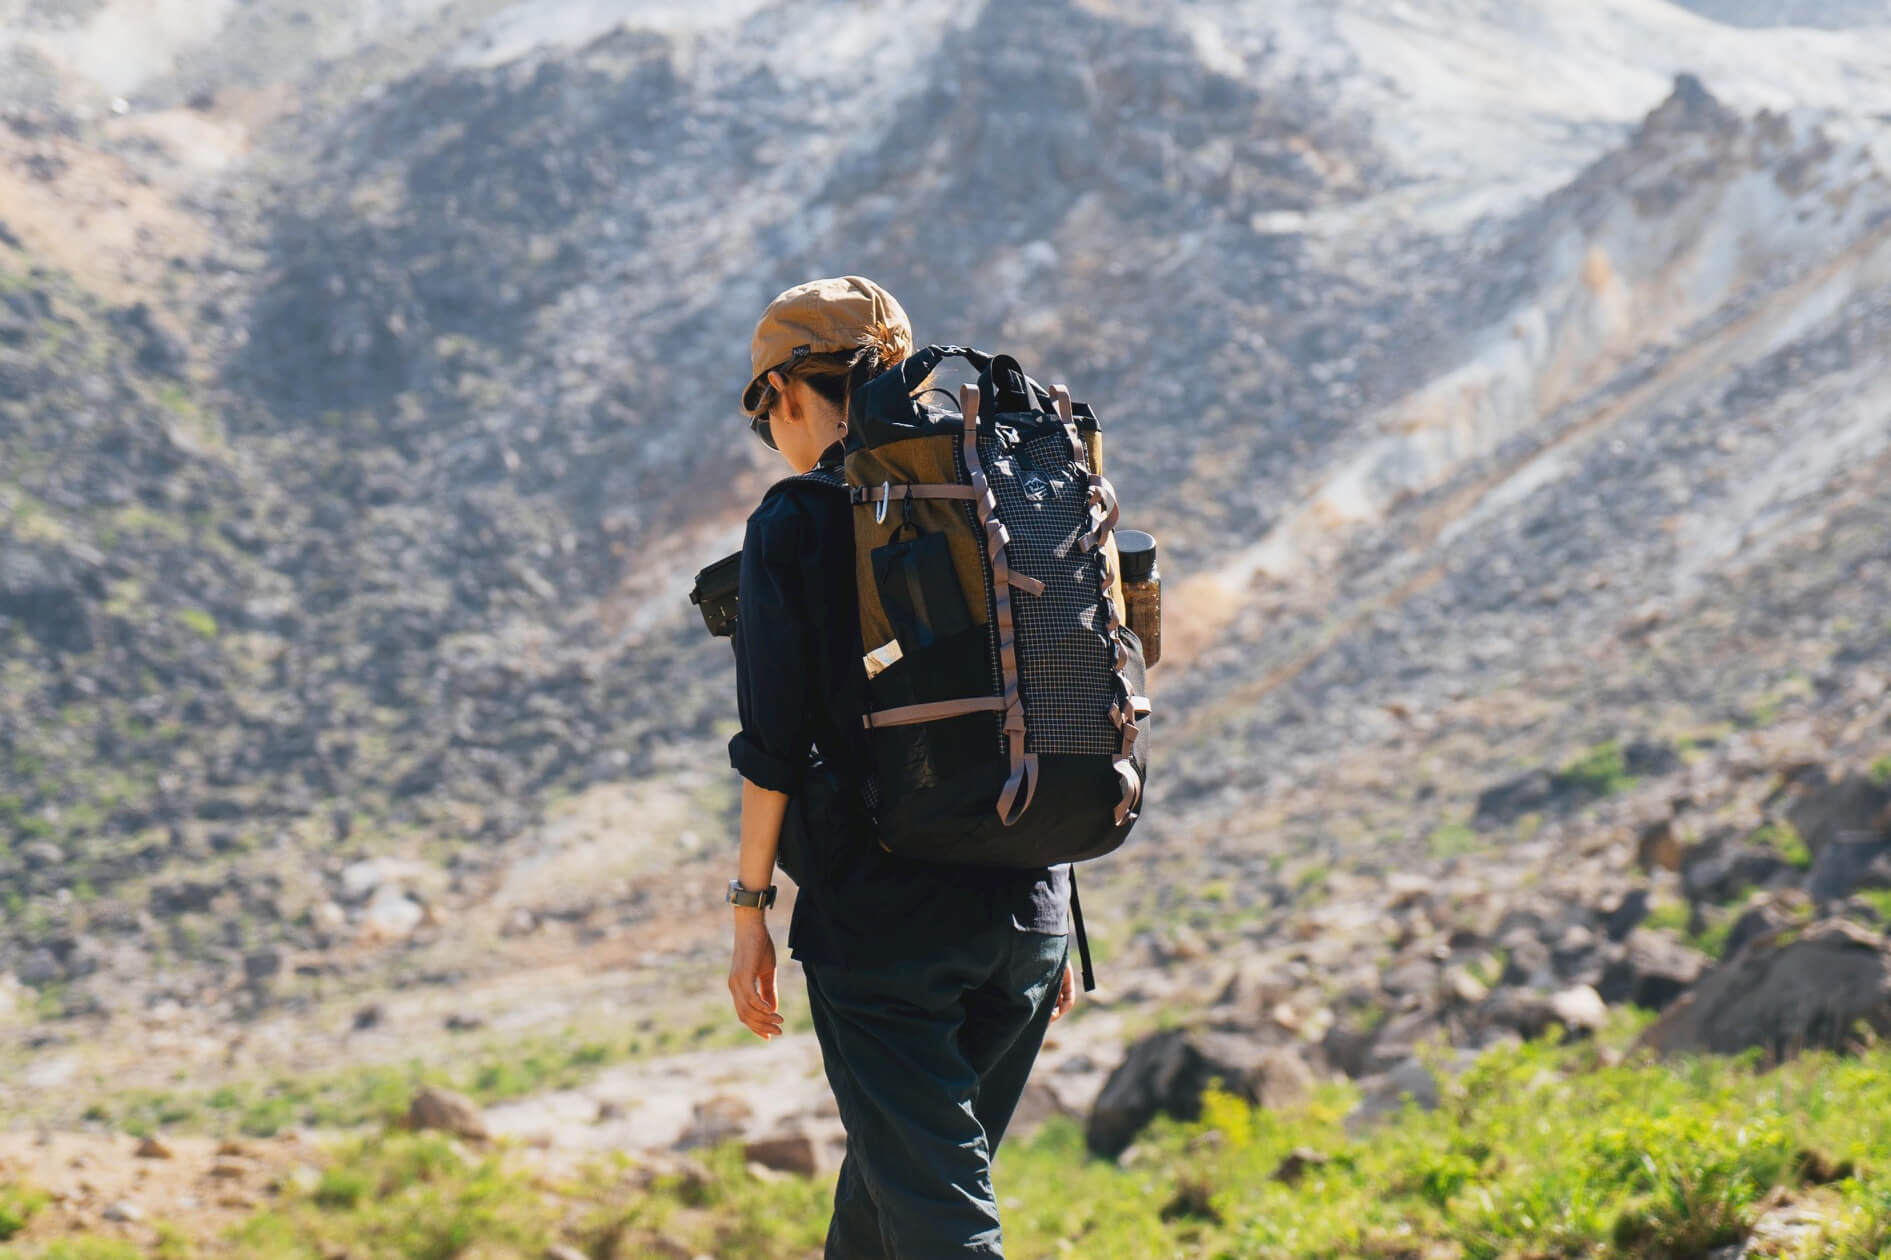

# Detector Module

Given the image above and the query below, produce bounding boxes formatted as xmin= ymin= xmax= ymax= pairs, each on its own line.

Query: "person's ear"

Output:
xmin=765 ymin=371 xmax=795 ymax=425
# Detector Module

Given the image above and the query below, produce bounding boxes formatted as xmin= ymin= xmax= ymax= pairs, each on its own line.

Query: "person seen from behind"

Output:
xmin=725 ymin=275 xmax=1076 ymax=1259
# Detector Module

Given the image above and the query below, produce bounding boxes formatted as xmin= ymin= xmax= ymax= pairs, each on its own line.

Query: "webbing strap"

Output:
xmin=1112 ymin=758 xmax=1143 ymax=826
xmin=1008 ymin=572 xmax=1046 ymax=596
xmin=862 ymin=696 xmax=1007 ymax=729
xmin=1051 ymin=384 xmax=1085 ymax=466
xmin=1070 ymin=866 xmax=1096 ymax=993
xmin=962 ymin=383 xmax=1034 ymax=829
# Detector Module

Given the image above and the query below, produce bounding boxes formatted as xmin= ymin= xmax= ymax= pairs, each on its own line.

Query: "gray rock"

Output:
xmin=1604 ymin=888 xmax=1653 ymax=942
xmin=20 ymin=840 xmax=65 ymax=869
xmin=1681 ymin=837 xmax=1789 ymax=905
xmin=1086 ymin=1030 xmax=1312 ymax=1158
xmin=18 ymin=947 xmax=60 ymax=986
xmin=1806 ymin=833 xmax=1891 ymax=904
xmin=742 ymin=1133 xmax=820 ymax=1177
xmin=1598 ymin=931 xmax=1710 ymax=1011
xmin=1346 ymin=1058 xmax=1439 ymax=1133
xmin=677 ymin=1095 xmax=754 ymax=1150
xmin=243 ymin=948 xmax=283 ymax=982
xmin=1721 ymin=892 xmax=1807 ymax=959
xmin=1785 ymin=771 xmax=1891 ymax=855
xmin=1477 ymin=984 xmax=1605 ymax=1041
xmin=1641 ymin=919 xmax=1891 ymax=1060
xmin=1548 ymin=984 xmax=1609 ymax=1035
xmin=1636 ymin=819 xmax=1684 ymax=873
xmin=1474 ymin=769 xmax=1557 ymax=826
xmin=1499 ymin=935 xmax=1554 ymax=989
xmin=407 ymin=1086 xmax=488 ymax=1141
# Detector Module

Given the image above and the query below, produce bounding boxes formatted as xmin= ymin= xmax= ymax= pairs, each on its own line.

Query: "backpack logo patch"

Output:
xmin=1022 ymin=471 xmax=1054 ymax=502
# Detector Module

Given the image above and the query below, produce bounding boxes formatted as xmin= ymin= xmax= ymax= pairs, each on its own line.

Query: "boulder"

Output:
xmin=1681 ymin=837 xmax=1789 ymax=905
xmin=1271 ymin=1147 xmax=1330 ymax=1184
xmin=1784 ymin=771 xmax=1891 ymax=855
xmin=407 ymin=1086 xmax=488 ymax=1141
xmin=1722 ymin=892 xmax=1808 ymax=960
xmin=1635 ymin=820 xmax=1685 ymax=874
xmin=1806 ymin=833 xmax=1891 ymax=904
xmin=742 ymin=1133 xmax=820 ymax=1177
xmin=361 ymin=886 xmax=424 ymax=939
xmin=1598 ymin=931 xmax=1710 ymax=1011
xmin=18 ymin=947 xmax=60 ymax=987
xmin=678 ymin=1095 xmax=754 ymax=1150
xmin=243 ymin=948 xmax=283 ymax=983
xmin=1477 ymin=984 xmax=1606 ymax=1041
xmin=1603 ymin=888 xmax=1653 ymax=942
xmin=1640 ymin=919 xmax=1891 ymax=1060
xmin=0 ymin=543 xmax=100 ymax=653
xmin=1498 ymin=934 xmax=1554 ymax=989
xmin=1345 ymin=1058 xmax=1439 ymax=1133
xmin=1320 ymin=1017 xmax=1378 ymax=1080
xmin=1548 ymin=984 xmax=1609 ymax=1036
xmin=1086 ymin=1030 xmax=1311 ymax=1158
xmin=1474 ymin=769 xmax=1557 ymax=826
xmin=1550 ymin=925 xmax=1603 ymax=985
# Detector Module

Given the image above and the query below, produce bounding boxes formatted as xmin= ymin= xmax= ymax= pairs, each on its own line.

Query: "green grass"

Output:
xmin=1870 ymin=756 xmax=1891 ymax=790
xmin=86 ymin=1024 xmax=713 ymax=1140
xmin=0 ymin=1184 xmax=47 ymax=1241
xmin=1557 ymin=739 xmax=1636 ymax=798
xmin=173 ymin=607 xmax=219 ymax=640
xmin=1857 ymin=888 xmax=1891 ymax=926
xmin=1642 ymin=899 xmax=1690 ymax=936
xmin=1427 ymin=821 xmax=1481 ymax=860
xmin=15 ymin=1037 xmax=1891 ymax=1258
xmin=1754 ymin=820 xmax=1812 ymax=871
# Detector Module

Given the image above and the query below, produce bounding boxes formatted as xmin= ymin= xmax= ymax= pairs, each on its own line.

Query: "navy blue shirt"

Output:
xmin=728 ymin=441 xmax=1069 ymax=964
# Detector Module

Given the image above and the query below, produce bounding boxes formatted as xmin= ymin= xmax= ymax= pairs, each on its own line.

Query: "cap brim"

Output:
xmin=740 ymin=374 xmax=768 ymax=416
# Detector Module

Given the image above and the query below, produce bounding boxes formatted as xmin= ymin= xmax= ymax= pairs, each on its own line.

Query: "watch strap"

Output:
xmin=727 ymin=879 xmax=778 ymax=910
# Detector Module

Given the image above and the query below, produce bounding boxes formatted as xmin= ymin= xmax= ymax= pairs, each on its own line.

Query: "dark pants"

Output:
xmin=802 ymin=928 xmax=1068 ymax=1260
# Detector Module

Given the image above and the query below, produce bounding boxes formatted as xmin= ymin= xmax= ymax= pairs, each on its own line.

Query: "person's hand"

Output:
xmin=728 ymin=910 xmax=782 ymax=1040
xmin=1049 ymin=960 xmax=1076 ymax=1023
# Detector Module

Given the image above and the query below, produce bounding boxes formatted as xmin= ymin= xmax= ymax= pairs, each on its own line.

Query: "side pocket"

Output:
xmin=778 ymin=755 xmax=848 ymax=887
xmin=871 ymin=529 xmax=974 ymax=651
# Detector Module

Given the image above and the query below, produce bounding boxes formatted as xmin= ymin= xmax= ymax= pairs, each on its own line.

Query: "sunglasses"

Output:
xmin=746 ymin=346 xmax=812 ymax=453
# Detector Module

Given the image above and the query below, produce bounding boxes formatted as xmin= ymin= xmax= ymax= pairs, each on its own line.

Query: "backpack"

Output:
xmin=842 ymin=345 xmax=1152 ymax=871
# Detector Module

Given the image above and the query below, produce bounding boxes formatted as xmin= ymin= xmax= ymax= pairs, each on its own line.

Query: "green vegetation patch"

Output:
xmin=173 ymin=608 xmax=220 ymax=640
xmin=1754 ymin=820 xmax=1812 ymax=871
xmin=1556 ymin=739 xmax=1637 ymax=798
xmin=89 ymin=1027 xmax=699 ymax=1140
xmin=0 ymin=1183 xmax=48 ymax=1241
xmin=14 ymin=1037 xmax=1891 ymax=1258
xmin=1427 ymin=821 xmax=1481 ymax=860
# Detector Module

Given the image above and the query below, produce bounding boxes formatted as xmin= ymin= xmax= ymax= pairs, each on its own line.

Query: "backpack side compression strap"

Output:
xmin=862 ymin=696 xmax=1007 ymax=729
xmin=960 ymin=383 xmax=1040 ymax=827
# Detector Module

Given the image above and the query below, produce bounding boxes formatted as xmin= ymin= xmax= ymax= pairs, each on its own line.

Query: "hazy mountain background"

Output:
xmin=2 ymin=0 xmax=1890 ymax=1217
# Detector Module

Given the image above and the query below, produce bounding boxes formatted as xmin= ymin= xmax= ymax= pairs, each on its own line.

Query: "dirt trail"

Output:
xmin=0 ymin=1129 xmax=324 ymax=1251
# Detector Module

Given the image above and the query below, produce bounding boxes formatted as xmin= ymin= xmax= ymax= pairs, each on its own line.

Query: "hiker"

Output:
xmin=724 ymin=275 xmax=1077 ymax=1258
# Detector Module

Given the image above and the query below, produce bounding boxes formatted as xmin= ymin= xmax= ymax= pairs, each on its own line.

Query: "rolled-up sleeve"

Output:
xmin=727 ymin=497 xmax=813 ymax=794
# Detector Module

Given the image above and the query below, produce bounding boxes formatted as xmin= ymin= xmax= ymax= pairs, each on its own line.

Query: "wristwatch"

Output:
xmin=726 ymin=879 xmax=778 ymax=910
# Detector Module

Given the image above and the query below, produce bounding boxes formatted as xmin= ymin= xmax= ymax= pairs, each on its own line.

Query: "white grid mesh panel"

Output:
xmin=978 ymin=425 xmax=1120 ymax=756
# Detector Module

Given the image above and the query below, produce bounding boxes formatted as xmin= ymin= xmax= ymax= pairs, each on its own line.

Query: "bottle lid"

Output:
xmin=1116 ymin=530 xmax=1157 ymax=581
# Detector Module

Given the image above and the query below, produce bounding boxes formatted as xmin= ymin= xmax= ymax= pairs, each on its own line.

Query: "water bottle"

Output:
xmin=1116 ymin=529 xmax=1161 ymax=668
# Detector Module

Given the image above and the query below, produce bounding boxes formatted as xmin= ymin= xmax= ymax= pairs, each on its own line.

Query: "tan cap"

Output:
xmin=740 ymin=275 xmax=912 ymax=415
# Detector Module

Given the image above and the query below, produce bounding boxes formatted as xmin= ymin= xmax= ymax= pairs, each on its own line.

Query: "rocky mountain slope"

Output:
xmin=1 ymin=0 xmax=1889 ymax=1178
